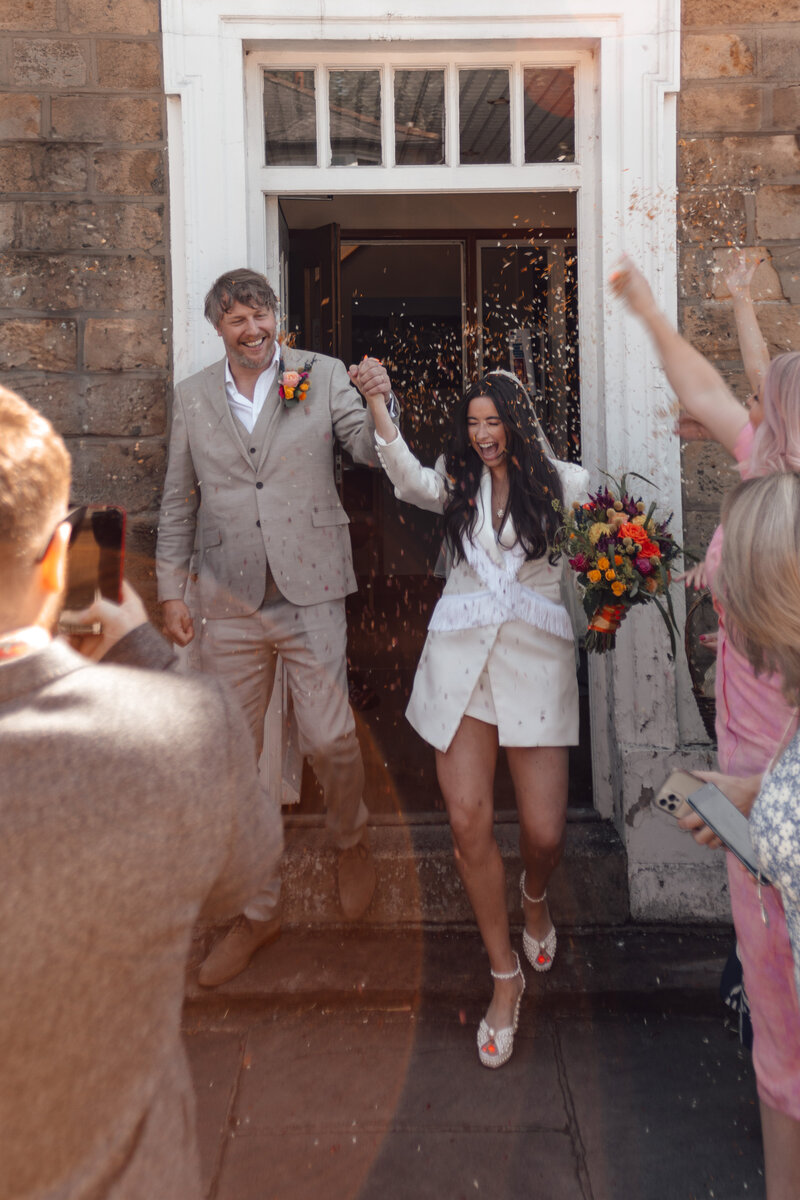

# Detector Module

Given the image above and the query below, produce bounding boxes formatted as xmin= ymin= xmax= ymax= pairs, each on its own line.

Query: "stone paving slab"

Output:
xmin=186 ymin=1031 xmax=244 ymax=1196
xmin=355 ymin=1130 xmax=586 ymax=1200
xmin=560 ymin=1013 xmax=763 ymax=1199
xmin=232 ymin=1014 xmax=415 ymax=1135
xmin=184 ymin=1006 xmax=764 ymax=1200
xmin=214 ymin=1129 xmax=386 ymax=1200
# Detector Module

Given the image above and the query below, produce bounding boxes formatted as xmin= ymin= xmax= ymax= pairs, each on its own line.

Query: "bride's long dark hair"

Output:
xmin=442 ymin=372 xmax=564 ymax=564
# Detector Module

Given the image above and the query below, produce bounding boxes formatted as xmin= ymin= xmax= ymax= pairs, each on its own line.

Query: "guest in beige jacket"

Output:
xmin=361 ymin=370 xmax=588 ymax=1069
xmin=0 ymin=386 xmax=281 ymax=1199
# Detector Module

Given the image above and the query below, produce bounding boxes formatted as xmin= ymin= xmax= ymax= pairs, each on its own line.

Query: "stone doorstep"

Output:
xmin=183 ymin=926 xmax=734 ymax=1023
xmin=200 ymin=817 xmax=629 ymax=933
xmin=186 ymin=824 xmax=734 ymax=1019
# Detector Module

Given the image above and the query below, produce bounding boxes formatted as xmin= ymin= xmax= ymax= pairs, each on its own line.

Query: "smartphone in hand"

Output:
xmin=686 ymin=783 xmax=771 ymax=885
xmin=58 ymin=505 xmax=126 ymax=633
xmin=653 ymin=770 xmax=702 ymax=821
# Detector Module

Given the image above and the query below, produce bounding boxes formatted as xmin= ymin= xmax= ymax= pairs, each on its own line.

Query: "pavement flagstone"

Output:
xmin=183 ymin=928 xmax=765 ymax=1199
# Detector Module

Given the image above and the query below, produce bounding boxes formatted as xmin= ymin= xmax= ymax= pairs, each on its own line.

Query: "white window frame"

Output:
xmin=248 ymin=53 xmax=581 ymax=175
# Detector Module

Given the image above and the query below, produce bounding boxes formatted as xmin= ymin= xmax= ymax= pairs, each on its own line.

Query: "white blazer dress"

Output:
xmin=375 ymin=432 xmax=590 ymax=753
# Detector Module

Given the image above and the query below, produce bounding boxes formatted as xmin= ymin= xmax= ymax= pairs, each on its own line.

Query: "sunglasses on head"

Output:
xmin=34 ymin=506 xmax=87 ymax=565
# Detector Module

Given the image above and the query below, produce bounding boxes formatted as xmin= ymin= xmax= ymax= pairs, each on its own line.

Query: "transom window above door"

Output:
xmin=260 ymin=61 xmax=575 ymax=169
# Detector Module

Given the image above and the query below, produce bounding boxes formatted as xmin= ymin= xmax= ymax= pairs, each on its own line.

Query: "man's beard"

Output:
xmin=229 ymin=341 xmax=274 ymax=372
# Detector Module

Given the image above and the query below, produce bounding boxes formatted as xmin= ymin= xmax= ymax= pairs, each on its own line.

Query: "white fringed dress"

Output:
xmin=375 ymin=432 xmax=590 ymax=753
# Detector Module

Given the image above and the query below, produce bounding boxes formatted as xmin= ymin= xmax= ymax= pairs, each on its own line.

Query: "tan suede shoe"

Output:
xmin=337 ymin=840 xmax=376 ymax=920
xmin=197 ymin=914 xmax=281 ymax=987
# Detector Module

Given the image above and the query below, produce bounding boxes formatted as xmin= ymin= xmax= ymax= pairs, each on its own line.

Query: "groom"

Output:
xmin=156 ymin=268 xmax=396 ymax=986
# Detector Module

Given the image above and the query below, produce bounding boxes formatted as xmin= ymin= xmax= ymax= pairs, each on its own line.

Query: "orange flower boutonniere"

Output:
xmin=279 ymin=361 xmax=312 ymax=408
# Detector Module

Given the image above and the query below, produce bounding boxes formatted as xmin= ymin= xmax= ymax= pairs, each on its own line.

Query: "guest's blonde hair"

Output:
xmin=718 ymin=472 xmax=800 ymax=704
xmin=747 ymin=352 xmax=800 ymax=476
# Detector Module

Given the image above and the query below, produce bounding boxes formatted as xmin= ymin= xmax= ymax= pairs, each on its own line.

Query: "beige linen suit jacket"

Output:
xmin=156 ymin=347 xmax=382 ymax=618
xmin=0 ymin=624 xmax=282 ymax=1200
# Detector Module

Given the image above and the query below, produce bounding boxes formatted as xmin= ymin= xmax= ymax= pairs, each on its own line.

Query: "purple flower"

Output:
xmin=635 ymin=556 xmax=653 ymax=575
xmin=569 ymin=554 xmax=590 ymax=572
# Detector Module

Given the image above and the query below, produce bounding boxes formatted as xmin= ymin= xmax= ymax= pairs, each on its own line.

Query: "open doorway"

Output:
xmin=282 ymin=191 xmax=590 ymax=817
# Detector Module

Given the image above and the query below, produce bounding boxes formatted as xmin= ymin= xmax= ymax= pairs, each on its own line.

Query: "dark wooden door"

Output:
xmin=287 ymin=222 xmax=341 ymax=357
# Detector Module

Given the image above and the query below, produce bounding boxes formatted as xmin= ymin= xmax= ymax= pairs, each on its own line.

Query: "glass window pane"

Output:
xmin=524 ymin=68 xmax=575 ymax=163
xmin=458 ymin=68 xmax=510 ymax=165
xmin=394 ymin=70 xmax=445 ymax=165
xmin=329 ymin=70 xmax=382 ymax=166
xmin=263 ymin=69 xmax=317 ymax=166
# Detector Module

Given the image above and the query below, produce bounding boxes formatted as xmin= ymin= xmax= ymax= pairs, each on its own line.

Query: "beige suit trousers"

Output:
xmin=193 ymin=595 xmax=367 ymax=920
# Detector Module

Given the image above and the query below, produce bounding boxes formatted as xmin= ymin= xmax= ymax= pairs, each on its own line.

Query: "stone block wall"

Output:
xmin=0 ymin=0 xmax=168 ymax=601
xmin=679 ymin=1 xmax=800 ymax=568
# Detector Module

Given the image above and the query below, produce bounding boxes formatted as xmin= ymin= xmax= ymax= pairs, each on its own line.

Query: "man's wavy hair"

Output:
xmin=204 ymin=268 xmax=279 ymax=327
xmin=442 ymin=372 xmax=564 ymax=565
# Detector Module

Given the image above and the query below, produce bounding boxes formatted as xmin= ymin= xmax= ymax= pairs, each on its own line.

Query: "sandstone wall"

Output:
xmin=679 ymin=1 xmax=800 ymax=563
xmin=0 ymin=0 xmax=168 ymax=600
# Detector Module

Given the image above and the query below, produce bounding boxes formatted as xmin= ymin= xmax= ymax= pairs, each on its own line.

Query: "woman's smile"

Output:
xmin=467 ymin=395 xmax=507 ymax=466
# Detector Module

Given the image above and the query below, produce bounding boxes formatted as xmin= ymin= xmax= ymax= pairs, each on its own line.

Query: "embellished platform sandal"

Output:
xmin=520 ymin=870 xmax=557 ymax=973
xmin=477 ymin=952 xmax=525 ymax=1069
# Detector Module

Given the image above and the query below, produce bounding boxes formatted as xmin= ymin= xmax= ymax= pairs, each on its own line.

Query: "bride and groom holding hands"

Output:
xmin=155 ymin=265 xmax=588 ymax=1068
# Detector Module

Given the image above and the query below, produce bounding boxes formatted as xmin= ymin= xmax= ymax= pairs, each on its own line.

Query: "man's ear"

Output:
xmin=38 ymin=521 xmax=70 ymax=595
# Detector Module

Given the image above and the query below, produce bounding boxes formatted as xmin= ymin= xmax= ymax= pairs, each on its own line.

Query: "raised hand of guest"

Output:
xmin=723 ymin=250 xmax=771 ymax=391
xmin=608 ymin=255 xmax=659 ymax=319
xmin=724 ymin=250 xmax=760 ymax=302
xmin=674 ymin=561 xmax=709 ymax=590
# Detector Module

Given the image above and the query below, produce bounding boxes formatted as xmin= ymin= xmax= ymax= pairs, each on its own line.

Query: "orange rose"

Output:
xmin=611 ymin=581 xmax=625 ymax=597
xmin=604 ymin=569 xmax=616 ymax=581
xmin=619 ymin=522 xmax=647 ymax=544
xmin=641 ymin=539 xmax=661 ymax=558
xmin=597 ymin=556 xmax=610 ymax=571
xmin=587 ymin=569 xmax=602 ymax=583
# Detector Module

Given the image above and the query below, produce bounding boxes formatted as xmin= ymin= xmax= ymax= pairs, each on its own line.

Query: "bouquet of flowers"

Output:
xmin=558 ymin=473 xmax=681 ymax=654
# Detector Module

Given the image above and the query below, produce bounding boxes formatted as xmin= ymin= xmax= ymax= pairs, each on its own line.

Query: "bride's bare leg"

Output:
xmin=507 ymin=745 xmax=569 ymax=943
xmin=436 ymin=716 xmax=523 ymax=1034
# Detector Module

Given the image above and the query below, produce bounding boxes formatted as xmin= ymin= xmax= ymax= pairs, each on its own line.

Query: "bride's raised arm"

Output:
xmin=357 ymin=371 xmax=448 ymax=515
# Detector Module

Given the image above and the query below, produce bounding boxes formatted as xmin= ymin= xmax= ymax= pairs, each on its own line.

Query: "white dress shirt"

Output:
xmin=224 ymin=351 xmax=279 ymax=434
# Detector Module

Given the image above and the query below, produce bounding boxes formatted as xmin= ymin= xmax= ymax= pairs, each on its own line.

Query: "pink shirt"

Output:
xmin=705 ymin=422 xmax=798 ymax=775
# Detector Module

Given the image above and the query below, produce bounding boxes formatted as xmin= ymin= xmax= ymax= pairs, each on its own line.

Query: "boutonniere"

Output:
xmin=279 ymin=359 xmax=312 ymax=409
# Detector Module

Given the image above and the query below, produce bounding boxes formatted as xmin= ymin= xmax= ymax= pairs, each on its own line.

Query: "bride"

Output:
xmin=357 ymin=368 xmax=588 ymax=1067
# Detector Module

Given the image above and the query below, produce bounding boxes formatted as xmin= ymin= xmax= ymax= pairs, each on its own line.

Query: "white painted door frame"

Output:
xmin=162 ymin=1 xmax=720 ymax=917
